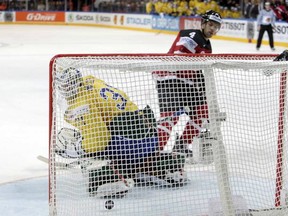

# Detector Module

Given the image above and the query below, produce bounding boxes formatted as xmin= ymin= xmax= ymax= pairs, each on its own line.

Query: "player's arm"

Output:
xmin=168 ymin=30 xmax=198 ymax=54
xmin=168 ymin=31 xmax=181 ymax=54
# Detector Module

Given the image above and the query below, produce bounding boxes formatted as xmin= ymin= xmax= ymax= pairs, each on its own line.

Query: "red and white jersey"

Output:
xmin=168 ymin=29 xmax=212 ymax=54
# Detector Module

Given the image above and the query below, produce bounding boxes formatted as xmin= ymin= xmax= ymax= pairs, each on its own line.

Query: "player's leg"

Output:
xmin=107 ymin=107 xmax=189 ymax=187
xmin=256 ymin=26 xmax=265 ymax=49
xmin=135 ymin=151 xmax=188 ymax=187
xmin=153 ymin=71 xmax=201 ymax=149
xmin=267 ymin=25 xmax=274 ymax=49
xmin=157 ymin=106 xmax=190 ymax=150
xmin=87 ymin=161 xmax=135 ymax=198
xmin=157 ymin=71 xmax=212 ymax=157
xmin=180 ymin=103 xmax=209 ymax=144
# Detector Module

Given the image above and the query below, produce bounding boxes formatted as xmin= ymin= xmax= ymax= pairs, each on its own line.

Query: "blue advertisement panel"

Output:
xmin=152 ymin=15 xmax=179 ymax=31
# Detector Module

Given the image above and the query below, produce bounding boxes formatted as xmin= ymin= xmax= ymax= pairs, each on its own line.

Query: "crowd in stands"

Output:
xmin=0 ymin=0 xmax=65 ymax=11
xmin=146 ymin=0 xmax=241 ymax=18
xmin=244 ymin=0 xmax=288 ymax=21
xmin=146 ymin=0 xmax=287 ymax=21
xmin=0 ymin=0 xmax=287 ymax=22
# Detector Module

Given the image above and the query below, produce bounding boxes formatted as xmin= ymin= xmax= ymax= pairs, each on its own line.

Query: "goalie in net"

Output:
xmin=54 ymin=67 xmax=189 ymax=199
xmin=153 ymin=10 xmax=223 ymax=160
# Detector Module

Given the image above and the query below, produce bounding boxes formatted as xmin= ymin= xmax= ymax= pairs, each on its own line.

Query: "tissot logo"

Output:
xmin=222 ymin=22 xmax=245 ymax=31
xmin=274 ymin=25 xmax=288 ymax=34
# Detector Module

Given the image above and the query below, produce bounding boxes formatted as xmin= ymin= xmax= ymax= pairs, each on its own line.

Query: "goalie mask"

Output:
xmin=55 ymin=67 xmax=82 ymax=98
xmin=201 ymin=10 xmax=222 ymax=36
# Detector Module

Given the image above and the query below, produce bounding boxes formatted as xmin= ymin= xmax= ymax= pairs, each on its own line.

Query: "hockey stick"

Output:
xmin=37 ymin=155 xmax=81 ymax=169
xmin=157 ymin=106 xmax=190 ymax=124
xmin=37 ymin=154 xmax=133 ymax=187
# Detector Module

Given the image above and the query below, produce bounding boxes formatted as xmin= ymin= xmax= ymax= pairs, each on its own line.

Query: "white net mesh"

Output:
xmin=49 ymin=54 xmax=288 ymax=216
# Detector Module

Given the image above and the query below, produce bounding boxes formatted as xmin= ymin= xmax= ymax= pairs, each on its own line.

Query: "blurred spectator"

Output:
xmin=0 ymin=0 xmax=7 ymax=11
xmin=272 ymin=0 xmax=288 ymax=21
xmin=222 ymin=6 xmax=232 ymax=17
xmin=8 ymin=0 xmax=19 ymax=11
xmin=3 ymin=0 xmax=273 ymax=20
xmin=177 ymin=0 xmax=192 ymax=16
xmin=28 ymin=0 xmax=36 ymax=10
xmin=210 ymin=0 xmax=221 ymax=14
xmin=231 ymin=6 xmax=241 ymax=18
xmin=244 ymin=0 xmax=252 ymax=18
xmin=37 ymin=1 xmax=46 ymax=11
xmin=250 ymin=0 xmax=260 ymax=18
xmin=146 ymin=0 xmax=155 ymax=14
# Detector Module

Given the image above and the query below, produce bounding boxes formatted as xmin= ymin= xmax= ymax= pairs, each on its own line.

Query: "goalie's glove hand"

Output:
xmin=264 ymin=50 xmax=288 ymax=76
xmin=274 ymin=50 xmax=288 ymax=62
xmin=55 ymin=127 xmax=84 ymax=158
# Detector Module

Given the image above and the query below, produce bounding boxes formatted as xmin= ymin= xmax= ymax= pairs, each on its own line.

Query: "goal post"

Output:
xmin=49 ymin=53 xmax=288 ymax=216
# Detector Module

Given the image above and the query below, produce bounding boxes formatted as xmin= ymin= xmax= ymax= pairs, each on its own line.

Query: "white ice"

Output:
xmin=0 ymin=24 xmax=286 ymax=216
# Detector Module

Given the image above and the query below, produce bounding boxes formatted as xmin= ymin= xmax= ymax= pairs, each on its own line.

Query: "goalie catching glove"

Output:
xmin=55 ymin=127 xmax=84 ymax=158
xmin=274 ymin=50 xmax=288 ymax=62
xmin=264 ymin=50 xmax=288 ymax=76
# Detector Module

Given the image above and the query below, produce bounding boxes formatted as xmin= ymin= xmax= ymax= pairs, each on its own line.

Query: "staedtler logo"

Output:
xmin=26 ymin=13 xmax=56 ymax=21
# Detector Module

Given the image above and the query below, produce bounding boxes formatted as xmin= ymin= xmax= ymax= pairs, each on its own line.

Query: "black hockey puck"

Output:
xmin=105 ymin=200 xmax=114 ymax=210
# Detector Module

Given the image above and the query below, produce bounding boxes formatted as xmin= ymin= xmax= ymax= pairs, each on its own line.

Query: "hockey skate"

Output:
xmin=192 ymin=134 xmax=215 ymax=165
xmin=172 ymin=133 xmax=193 ymax=158
xmin=173 ymin=129 xmax=215 ymax=164
xmin=134 ymin=152 xmax=189 ymax=188
xmin=88 ymin=164 xmax=135 ymax=198
xmin=134 ymin=171 xmax=188 ymax=188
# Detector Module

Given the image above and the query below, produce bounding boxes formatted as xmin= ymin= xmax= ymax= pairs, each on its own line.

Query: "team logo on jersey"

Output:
xmin=177 ymin=37 xmax=198 ymax=53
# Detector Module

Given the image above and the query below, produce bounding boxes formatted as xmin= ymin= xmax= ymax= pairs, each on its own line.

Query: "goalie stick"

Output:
xmin=38 ymin=154 xmax=134 ymax=196
xmin=37 ymin=155 xmax=81 ymax=169
xmin=37 ymin=154 xmax=133 ymax=189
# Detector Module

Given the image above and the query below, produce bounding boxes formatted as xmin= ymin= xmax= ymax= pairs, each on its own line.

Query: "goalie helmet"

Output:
xmin=201 ymin=10 xmax=222 ymax=26
xmin=55 ymin=67 xmax=82 ymax=98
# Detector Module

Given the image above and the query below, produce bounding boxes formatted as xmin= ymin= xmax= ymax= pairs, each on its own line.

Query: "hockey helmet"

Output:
xmin=55 ymin=67 xmax=82 ymax=98
xmin=201 ymin=10 xmax=222 ymax=25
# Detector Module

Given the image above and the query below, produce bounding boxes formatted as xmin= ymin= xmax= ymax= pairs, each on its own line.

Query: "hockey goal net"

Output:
xmin=49 ymin=53 xmax=288 ymax=216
